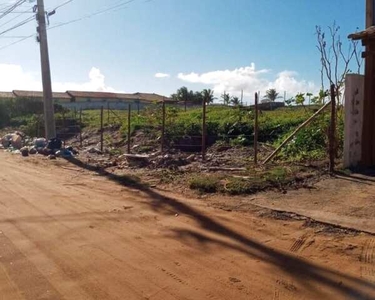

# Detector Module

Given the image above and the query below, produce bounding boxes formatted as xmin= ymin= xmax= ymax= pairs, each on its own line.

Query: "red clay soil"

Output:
xmin=250 ymin=173 xmax=375 ymax=234
xmin=0 ymin=151 xmax=374 ymax=299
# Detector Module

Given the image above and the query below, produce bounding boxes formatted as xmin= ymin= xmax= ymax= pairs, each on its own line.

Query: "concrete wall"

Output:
xmin=344 ymin=74 xmax=364 ymax=168
xmin=55 ymin=99 xmax=149 ymax=111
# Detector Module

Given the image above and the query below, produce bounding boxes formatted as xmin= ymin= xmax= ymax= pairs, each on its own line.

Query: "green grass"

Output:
xmin=189 ymin=175 xmax=221 ymax=193
xmin=188 ymin=166 xmax=297 ymax=195
xmin=79 ymin=105 xmax=338 ymax=162
xmin=0 ymin=101 xmax=341 ymax=162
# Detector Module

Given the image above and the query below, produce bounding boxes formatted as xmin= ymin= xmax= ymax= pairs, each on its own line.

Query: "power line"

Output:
xmin=51 ymin=0 xmax=73 ymax=11
xmin=0 ymin=15 xmax=34 ymax=37
xmin=0 ymin=0 xmax=143 ymax=51
xmin=0 ymin=35 xmax=30 ymax=38
xmin=49 ymin=0 xmax=137 ymax=30
xmin=0 ymin=0 xmax=27 ymax=20
xmin=0 ymin=33 xmax=34 ymax=50
xmin=0 ymin=6 xmax=32 ymax=29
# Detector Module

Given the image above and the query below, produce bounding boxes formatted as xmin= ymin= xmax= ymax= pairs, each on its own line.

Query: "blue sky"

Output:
xmin=0 ymin=0 xmax=365 ymax=103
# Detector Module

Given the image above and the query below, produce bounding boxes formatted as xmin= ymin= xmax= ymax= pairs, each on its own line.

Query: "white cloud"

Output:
xmin=177 ymin=63 xmax=318 ymax=102
xmin=0 ymin=64 xmax=41 ymax=91
xmin=53 ymin=67 xmax=117 ymax=92
xmin=0 ymin=64 xmax=118 ymax=92
xmin=155 ymin=72 xmax=170 ymax=78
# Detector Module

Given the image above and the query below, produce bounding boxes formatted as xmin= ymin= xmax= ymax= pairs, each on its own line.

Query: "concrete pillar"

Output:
xmin=344 ymin=74 xmax=365 ymax=168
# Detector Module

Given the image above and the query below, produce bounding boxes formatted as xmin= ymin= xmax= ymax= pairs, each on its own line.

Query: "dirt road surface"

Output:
xmin=0 ymin=151 xmax=374 ymax=300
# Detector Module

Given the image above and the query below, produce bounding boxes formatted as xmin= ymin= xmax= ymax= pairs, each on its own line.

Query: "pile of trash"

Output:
xmin=0 ymin=132 xmax=78 ymax=159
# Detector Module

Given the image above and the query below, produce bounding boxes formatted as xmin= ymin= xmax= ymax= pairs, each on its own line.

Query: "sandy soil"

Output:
xmin=249 ymin=173 xmax=375 ymax=234
xmin=0 ymin=151 xmax=375 ymax=300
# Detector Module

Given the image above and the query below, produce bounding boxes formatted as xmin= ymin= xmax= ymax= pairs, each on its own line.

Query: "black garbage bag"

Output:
xmin=47 ymin=138 xmax=62 ymax=150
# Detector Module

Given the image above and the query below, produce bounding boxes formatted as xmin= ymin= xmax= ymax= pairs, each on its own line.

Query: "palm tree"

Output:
xmin=221 ymin=91 xmax=230 ymax=106
xmin=194 ymin=91 xmax=203 ymax=104
xmin=262 ymin=88 xmax=282 ymax=110
xmin=230 ymin=96 xmax=240 ymax=106
xmin=262 ymin=88 xmax=282 ymax=103
xmin=202 ymin=89 xmax=215 ymax=104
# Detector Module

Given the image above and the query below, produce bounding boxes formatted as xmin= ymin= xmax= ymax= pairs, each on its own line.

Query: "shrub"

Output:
xmin=189 ymin=175 xmax=220 ymax=193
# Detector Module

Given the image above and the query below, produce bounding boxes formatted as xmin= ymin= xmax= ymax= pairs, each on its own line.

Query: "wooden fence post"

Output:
xmin=107 ymin=102 xmax=110 ymax=124
xmin=202 ymin=98 xmax=207 ymax=160
xmin=62 ymin=110 xmax=66 ymax=147
xmin=161 ymin=100 xmax=166 ymax=153
xmin=79 ymin=108 xmax=83 ymax=148
xmin=329 ymin=84 xmax=336 ymax=173
xmin=262 ymin=101 xmax=332 ymax=164
xmin=36 ymin=115 xmax=40 ymax=137
xmin=127 ymin=104 xmax=131 ymax=154
xmin=100 ymin=106 xmax=104 ymax=152
xmin=254 ymin=92 xmax=259 ymax=165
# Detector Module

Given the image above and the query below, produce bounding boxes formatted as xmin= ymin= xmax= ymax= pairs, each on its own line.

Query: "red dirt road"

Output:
xmin=0 ymin=151 xmax=374 ymax=300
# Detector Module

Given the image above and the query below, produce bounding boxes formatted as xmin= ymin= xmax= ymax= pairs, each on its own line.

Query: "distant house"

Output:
xmin=0 ymin=90 xmax=173 ymax=110
xmin=66 ymin=91 xmax=173 ymax=110
xmin=13 ymin=90 xmax=71 ymax=104
xmin=0 ymin=92 xmax=15 ymax=100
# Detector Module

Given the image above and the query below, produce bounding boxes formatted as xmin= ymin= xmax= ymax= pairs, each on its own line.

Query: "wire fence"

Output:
xmin=38 ymin=88 xmax=338 ymax=169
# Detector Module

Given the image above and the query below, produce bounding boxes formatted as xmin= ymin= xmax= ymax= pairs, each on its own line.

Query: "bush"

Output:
xmin=189 ymin=175 xmax=220 ymax=193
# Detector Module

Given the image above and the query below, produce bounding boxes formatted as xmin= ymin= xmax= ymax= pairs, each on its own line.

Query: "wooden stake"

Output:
xmin=254 ymin=92 xmax=259 ymax=165
xmin=107 ymin=102 xmax=110 ymax=124
xmin=62 ymin=110 xmax=66 ymax=147
xmin=127 ymin=104 xmax=131 ymax=154
xmin=202 ymin=98 xmax=207 ymax=160
xmin=329 ymin=84 xmax=336 ymax=173
xmin=161 ymin=100 xmax=166 ymax=153
xmin=100 ymin=106 xmax=104 ymax=152
xmin=79 ymin=108 xmax=82 ymax=148
xmin=263 ymin=101 xmax=331 ymax=164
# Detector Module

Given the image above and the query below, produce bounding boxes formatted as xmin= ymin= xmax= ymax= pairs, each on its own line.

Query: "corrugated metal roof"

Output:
xmin=131 ymin=92 xmax=173 ymax=102
xmin=68 ymin=91 xmax=173 ymax=102
xmin=13 ymin=90 xmax=71 ymax=99
xmin=0 ymin=90 xmax=174 ymax=103
xmin=67 ymin=91 xmax=119 ymax=99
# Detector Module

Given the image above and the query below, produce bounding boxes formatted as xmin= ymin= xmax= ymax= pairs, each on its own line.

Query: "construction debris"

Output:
xmin=0 ymin=132 xmax=77 ymax=161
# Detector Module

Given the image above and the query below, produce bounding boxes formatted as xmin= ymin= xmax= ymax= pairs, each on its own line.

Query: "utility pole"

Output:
xmin=37 ymin=0 xmax=56 ymax=139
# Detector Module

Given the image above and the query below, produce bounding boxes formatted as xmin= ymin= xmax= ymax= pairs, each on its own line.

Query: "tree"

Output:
xmin=193 ymin=91 xmax=203 ymax=105
xmin=171 ymin=87 xmax=203 ymax=106
xmin=202 ymin=89 xmax=215 ymax=104
xmin=262 ymin=88 xmax=282 ymax=103
xmin=306 ymin=92 xmax=313 ymax=105
xmin=221 ymin=91 xmax=230 ymax=105
xmin=295 ymin=93 xmax=306 ymax=106
xmin=316 ymin=23 xmax=362 ymax=105
xmin=230 ymin=96 xmax=240 ymax=106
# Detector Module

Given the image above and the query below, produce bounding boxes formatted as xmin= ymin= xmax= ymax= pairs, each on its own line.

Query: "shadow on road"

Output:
xmin=65 ymin=156 xmax=375 ymax=299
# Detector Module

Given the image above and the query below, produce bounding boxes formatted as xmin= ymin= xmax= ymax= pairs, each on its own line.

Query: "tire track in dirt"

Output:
xmin=0 ymin=231 xmax=64 ymax=300
xmin=0 ymin=166 xmax=211 ymax=299
xmin=290 ymin=234 xmax=309 ymax=253
xmin=360 ymin=239 xmax=375 ymax=281
xmin=273 ymin=278 xmax=298 ymax=300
